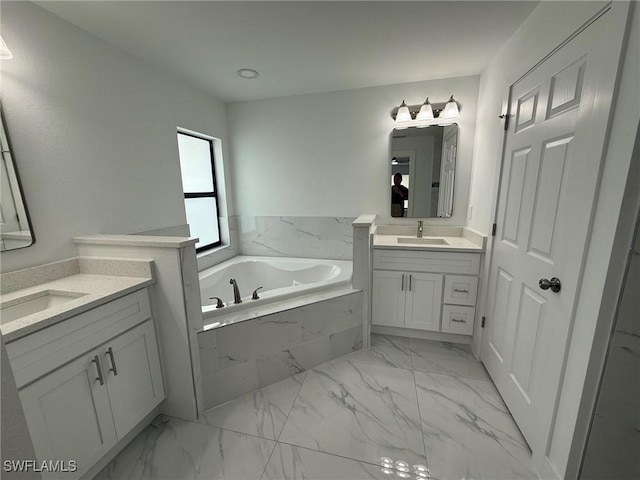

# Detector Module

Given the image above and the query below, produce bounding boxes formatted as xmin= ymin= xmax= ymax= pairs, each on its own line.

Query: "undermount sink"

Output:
xmin=397 ymin=237 xmax=450 ymax=246
xmin=1 ymin=290 xmax=87 ymax=324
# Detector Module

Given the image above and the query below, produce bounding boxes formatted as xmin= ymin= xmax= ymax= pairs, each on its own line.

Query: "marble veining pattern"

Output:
xmin=277 ymin=357 xmax=427 ymax=467
xmin=238 ymin=216 xmax=356 ymax=260
xmin=99 ymin=335 xmax=537 ymax=479
xmin=94 ymin=416 xmax=275 ymax=480
xmin=410 ymin=338 xmax=490 ymax=380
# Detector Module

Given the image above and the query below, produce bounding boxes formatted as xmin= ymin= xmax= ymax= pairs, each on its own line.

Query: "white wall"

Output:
xmin=0 ymin=2 xmax=232 ymax=273
xmin=227 ymin=75 xmax=479 ymax=225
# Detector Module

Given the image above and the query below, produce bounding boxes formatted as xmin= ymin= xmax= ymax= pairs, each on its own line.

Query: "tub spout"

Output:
xmin=229 ymin=278 xmax=242 ymax=304
xmin=252 ymin=286 xmax=263 ymax=300
xmin=209 ymin=297 xmax=224 ymax=309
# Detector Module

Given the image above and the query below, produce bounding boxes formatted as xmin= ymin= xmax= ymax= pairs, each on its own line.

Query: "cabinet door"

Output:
xmin=19 ymin=351 xmax=116 ymax=479
xmin=104 ymin=320 xmax=165 ymax=439
xmin=371 ymin=270 xmax=406 ymax=327
xmin=405 ymin=273 xmax=443 ymax=331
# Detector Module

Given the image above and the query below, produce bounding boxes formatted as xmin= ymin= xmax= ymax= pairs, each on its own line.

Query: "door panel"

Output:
xmin=510 ymin=285 xmax=546 ymax=402
xmin=489 ymin=268 xmax=514 ymax=362
xmin=528 ymin=135 xmax=573 ymax=259
xmin=502 ymin=147 xmax=530 ymax=246
xmin=481 ymin=4 xmax=627 ymax=453
xmin=547 ymin=55 xmax=586 ymax=118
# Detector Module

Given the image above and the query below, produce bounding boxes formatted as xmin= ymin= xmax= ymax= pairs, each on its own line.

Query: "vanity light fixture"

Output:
xmin=0 ymin=35 xmax=13 ymax=60
xmin=416 ymin=98 xmax=434 ymax=124
xmin=395 ymin=101 xmax=412 ymax=128
xmin=392 ymin=95 xmax=459 ymax=128
xmin=440 ymin=95 xmax=460 ymax=119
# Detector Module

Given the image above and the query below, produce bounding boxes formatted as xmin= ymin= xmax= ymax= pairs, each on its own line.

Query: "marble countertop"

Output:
xmin=373 ymin=235 xmax=483 ymax=252
xmin=372 ymin=225 xmax=485 ymax=253
xmin=1 ymin=271 xmax=154 ymax=343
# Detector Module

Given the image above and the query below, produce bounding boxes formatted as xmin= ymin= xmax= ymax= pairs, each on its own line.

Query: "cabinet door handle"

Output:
xmin=409 ymin=274 xmax=412 ymax=292
xmin=92 ymin=355 xmax=104 ymax=386
xmin=454 ymin=288 xmax=469 ymax=293
xmin=106 ymin=347 xmax=118 ymax=376
xmin=401 ymin=274 xmax=405 ymax=291
xmin=451 ymin=318 xmax=466 ymax=323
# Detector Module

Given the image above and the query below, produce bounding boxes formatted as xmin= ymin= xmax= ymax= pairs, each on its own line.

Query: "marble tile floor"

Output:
xmin=95 ymin=334 xmax=538 ymax=480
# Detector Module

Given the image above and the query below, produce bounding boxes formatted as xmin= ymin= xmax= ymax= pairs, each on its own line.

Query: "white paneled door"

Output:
xmin=481 ymin=2 xmax=628 ymax=456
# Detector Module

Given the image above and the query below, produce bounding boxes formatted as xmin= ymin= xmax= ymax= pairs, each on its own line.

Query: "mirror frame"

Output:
xmin=390 ymin=123 xmax=458 ymax=219
xmin=1 ymin=103 xmax=36 ymax=251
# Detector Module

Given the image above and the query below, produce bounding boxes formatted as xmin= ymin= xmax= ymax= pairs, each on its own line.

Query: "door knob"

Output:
xmin=539 ymin=277 xmax=561 ymax=293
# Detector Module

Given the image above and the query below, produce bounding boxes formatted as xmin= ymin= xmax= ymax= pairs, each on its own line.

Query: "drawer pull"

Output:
xmin=106 ymin=347 xmax=118 ymax=376
xmin=92 ymin=355 xmax=104 ymax=386
xmin=451 ymin=318 xmax=466 ymax=323
xmin=454 ymin=288 xmax=469 ymax=293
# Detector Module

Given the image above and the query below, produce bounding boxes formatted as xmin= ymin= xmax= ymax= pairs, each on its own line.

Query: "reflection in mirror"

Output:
xmin=390 ymin=124 xmax=457 ymax=218
xmin=0 ymin=104 xmax=34 ymax=251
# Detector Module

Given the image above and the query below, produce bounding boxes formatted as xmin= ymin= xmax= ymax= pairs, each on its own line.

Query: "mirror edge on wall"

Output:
xmin=0 ymin=101 xmax=36 ymax=252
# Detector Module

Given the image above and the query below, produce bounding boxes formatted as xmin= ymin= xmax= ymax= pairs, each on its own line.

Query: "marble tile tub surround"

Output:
xmin=99 ymin=334 xmax=537 ymax=480
xmin=0 ymin=257 xmax=155 ymax=342
xmin=198 ymin=290 xmax=363 ymax=409
xmin=238 ymin=216 xmax=356 ymax=260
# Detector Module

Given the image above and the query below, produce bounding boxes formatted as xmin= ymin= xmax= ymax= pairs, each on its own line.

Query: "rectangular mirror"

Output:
xmin=1 ymin=103 xmax=35 ymax=251
xmin=391 ymin=124 xmax=458 ymax=218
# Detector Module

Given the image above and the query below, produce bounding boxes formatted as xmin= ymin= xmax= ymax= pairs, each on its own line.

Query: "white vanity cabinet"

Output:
xmin=372 ymin=270 xmax=442 ymax=331
xmin=371 ymin=249 xmax=481 ymax=335
xmin=6 ymin=289 xmax=164 ymax=479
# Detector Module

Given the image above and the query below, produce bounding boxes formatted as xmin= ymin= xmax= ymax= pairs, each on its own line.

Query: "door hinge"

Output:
xmin=499 ymin=114 xmax=509 ymax=130
xmin=481 ymin=316 xmax=486 ymax=328
xmin=491 ymin=223 xmax=497 ymax=236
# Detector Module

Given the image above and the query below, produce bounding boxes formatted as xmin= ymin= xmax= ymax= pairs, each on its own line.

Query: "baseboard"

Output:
xmin=371 ymin=325 xmax=472 ymax=344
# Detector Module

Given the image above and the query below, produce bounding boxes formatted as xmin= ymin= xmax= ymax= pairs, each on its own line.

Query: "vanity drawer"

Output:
xmin=441 ymin=305 xmax=475 ymax=335
xmin=373 ymin=249 xmax=481 ymax=275
xmin=7 ymin=289 xmax=151 ymax=388
xmin=443 ymin=275 xmax=478 ymax=306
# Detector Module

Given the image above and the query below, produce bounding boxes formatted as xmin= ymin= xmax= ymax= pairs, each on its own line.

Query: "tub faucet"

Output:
xmin=417 ymin=220 xmax=423 ymax=238
xmin=229 ymin=278 xmax=242 ymax=304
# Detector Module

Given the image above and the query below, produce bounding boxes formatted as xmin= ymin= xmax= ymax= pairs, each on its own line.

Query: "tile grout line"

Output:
xmin=275 ymin=439 xmax=388 ymax=470
xmin=256 ymin=371 xmax=310 ymax=479
xmin=274 ymin=372 xmax=308 ymax=443
xmin=411 ymin=364 xmax=431 ymax=473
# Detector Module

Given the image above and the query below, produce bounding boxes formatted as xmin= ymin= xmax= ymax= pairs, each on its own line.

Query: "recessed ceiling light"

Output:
xmin=237 ymin=68 xmax=259 ymax=79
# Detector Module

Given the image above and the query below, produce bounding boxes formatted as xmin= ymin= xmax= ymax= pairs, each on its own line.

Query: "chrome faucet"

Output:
xmin=229 ymin=278 xmax=242 ymax=304
xmin=417 ymin=220 xmax=423 ymax=238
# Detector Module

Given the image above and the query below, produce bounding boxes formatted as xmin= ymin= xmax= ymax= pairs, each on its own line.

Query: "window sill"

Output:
xmin=196 ymin=244 xmax=231 ymax=259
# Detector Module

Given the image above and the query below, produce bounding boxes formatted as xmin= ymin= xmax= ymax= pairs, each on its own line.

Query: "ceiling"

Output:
xmin=36 ymin=1 xmax=538 ymax=103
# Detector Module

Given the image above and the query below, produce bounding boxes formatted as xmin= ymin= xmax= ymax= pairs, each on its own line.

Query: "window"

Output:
xmin=176 ymin=131 xmax=221 ymax=252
